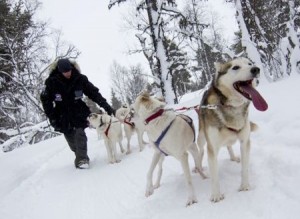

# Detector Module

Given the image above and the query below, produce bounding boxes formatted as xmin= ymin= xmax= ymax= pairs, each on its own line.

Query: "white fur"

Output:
xmin=132 ymin=93 xmax=205 ymax=206
xmin=87 ymin=113 xmax=124 ymax=164
xmin=115 ymin=106 xmax=147 ymax=154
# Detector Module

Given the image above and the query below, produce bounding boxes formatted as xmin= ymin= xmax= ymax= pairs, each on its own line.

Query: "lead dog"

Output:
xmin=131 ymin=91 xmax=205 ymax=206
xmin=115 ymin=105 xmax=147 ymax=154
xmin=87 ymin=113 xmax=125 ymax=164
xmin=197 ymin=57 xmax=268 ymax=202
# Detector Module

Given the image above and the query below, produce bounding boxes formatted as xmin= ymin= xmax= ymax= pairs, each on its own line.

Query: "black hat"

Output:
xmin=57 ymin=58 xmax=72 ymax=73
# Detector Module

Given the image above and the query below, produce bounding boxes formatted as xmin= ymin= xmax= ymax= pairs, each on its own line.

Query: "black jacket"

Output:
xmin=40 ymin=60 xmax=113 ymax=133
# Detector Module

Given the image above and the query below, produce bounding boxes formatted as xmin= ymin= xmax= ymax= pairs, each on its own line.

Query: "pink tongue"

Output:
xmin=242 ymin=85 xmax=268 ymax=111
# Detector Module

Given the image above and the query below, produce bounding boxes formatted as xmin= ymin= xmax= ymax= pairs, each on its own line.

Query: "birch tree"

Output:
xmin=109 ymin=0 xmax=184 ymax=104
xmin=234 ymin=0 xmax=300 ymax=80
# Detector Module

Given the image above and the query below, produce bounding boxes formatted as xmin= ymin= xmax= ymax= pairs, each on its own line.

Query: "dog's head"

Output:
xmin=131 ymin=91 xmax=166 ymax=121
xmin=87 ymin=113 xmax=101 ymax=128
xmin=214 ymin=57 xmax=268 ymax=111
xmin=87 ymin=113 xmax=112 ymax=129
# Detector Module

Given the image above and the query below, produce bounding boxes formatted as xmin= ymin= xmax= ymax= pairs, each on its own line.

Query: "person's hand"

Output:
xmin=50 ymin=119 xmax=61 ymax=132
xmin=106 ymin=107 xmax=115 ymax=116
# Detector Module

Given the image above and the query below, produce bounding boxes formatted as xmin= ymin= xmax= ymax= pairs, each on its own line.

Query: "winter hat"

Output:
xmin=57 ymin=58 xmax=72 ymax=73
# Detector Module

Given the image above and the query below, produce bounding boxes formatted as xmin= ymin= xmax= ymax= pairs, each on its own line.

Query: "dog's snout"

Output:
xmin=251 ymin=67 xmax=260 ymax=76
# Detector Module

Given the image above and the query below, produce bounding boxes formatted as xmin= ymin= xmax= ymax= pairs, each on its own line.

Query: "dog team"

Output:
xmin=43 ymin=57 xmax=268 ymax=206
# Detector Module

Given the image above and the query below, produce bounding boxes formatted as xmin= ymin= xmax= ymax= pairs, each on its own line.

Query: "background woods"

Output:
xmin=1 ymin=0 xmax=299 ymax=151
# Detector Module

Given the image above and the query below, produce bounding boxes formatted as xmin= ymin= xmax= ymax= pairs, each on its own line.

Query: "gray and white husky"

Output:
xmin=197 ymin=57 xmax=268 ymax=202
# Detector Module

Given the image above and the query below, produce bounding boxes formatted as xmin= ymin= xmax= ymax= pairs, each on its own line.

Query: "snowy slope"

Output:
xmin=0 ymin=76 xmax=300 ymax=219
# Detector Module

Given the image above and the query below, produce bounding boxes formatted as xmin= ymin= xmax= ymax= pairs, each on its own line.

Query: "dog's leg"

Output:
xmin=227 ymin=145 xmax=240 ymax=163
xmin=196 ymin=130 xmax=206 ymax=171
xmin=124 ymin=125 xmax=132 ymax=154
xmin=239 ymin=138 xmax=250 ymax=191
xmin=207 ymin=143 xmax=224 ymax=202
xmin=145 ymin=151 xmax=162 ymax=197
xmin=104 ymin=139 xmax=113 ymax=164
xmin=188 ymin=142 xmax=207 ymax=179
xmin=118 ymin=140 xmax=125 ymax=154
xmin=137 ymin=129 xmax=145 ymax=152
xmin=137 ymin=129 xmax=144 ymax=152
xmin=180 ymin=152 xmax=197 ymax=206
xmin=97 ymin=128 xmax=101 ymax=140
xmin=141 ymin=131 xmax=148 ymax=145
xmin=111 ymin=140 xmax=121 ymax=163
xmin=154 ymin=155 xmax=165 ymax=189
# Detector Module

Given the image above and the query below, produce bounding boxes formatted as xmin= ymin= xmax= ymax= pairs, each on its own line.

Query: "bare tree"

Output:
xmin=110 ymin=61 xmax=149 ymax=105
xmin=109 ymin=0 xmax=185 ymax=104
xmin=0 ymin=0 xmax=80 ymax=151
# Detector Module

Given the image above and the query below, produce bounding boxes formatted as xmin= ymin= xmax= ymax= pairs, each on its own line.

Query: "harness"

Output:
xmin=124 ymin=114 xmax=135 ymax=127
xmin=145 ymin=109 xmax=195 ymax=156
xmin=177 ymin=114 xmax=195 ymax=142
xmin=98 ymin=117 xmax=118 ymax=137
xmin=153 ymin=119 xmax=175 ymax=156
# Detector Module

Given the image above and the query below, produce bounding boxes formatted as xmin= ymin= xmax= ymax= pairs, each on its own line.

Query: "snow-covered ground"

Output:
xmin=1 ymin=76 xmax=300 ymax=219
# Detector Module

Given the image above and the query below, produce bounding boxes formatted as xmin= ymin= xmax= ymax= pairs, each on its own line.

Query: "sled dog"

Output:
xmin=131 ymin=91 xmax=205 ymax=206
xmin=115 ymin=105 xmax=147 ymax=154
xmin=87 ymin=113 xmax=124 ymax=164
xmin=197 ymin=57 xmax=268 ymax=202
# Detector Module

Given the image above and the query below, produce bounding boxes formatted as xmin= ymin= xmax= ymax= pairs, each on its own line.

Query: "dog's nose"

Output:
xmin=251 ymin=67 xmax=260 ymax=77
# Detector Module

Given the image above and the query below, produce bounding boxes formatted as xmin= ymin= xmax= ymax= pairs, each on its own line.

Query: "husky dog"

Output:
xmin=115 ymin=105 xmax=147 ymax=154
xmin=131 ymin=92 xmax=205 ymax=206
xmin=87 ymin=113 xmax=125 ymax=164
xmin=197 ymin=57 xmax=268 ymax=202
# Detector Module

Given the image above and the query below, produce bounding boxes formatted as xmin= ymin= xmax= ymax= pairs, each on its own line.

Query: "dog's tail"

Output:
xmin=250 ymin=121 xmax=259 ymax=132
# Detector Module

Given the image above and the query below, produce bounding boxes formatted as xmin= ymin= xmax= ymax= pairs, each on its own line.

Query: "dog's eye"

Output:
xmin=232 ymin=66 xmax=240 ymax=70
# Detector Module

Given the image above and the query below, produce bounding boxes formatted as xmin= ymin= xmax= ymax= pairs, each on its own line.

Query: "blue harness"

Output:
xmin=153 ymin=119 xmax=175 ymax=156
xmin=153 ymin=114 xmax=195 ymax=156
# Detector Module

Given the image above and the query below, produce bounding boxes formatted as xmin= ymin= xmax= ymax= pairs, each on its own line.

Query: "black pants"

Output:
xmin=64 ymin=128 xmax=89 ymax=165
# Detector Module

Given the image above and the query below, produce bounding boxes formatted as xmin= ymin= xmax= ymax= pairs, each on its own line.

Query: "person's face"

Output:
xmin=62 ymin=70 xmax=72 ymax=79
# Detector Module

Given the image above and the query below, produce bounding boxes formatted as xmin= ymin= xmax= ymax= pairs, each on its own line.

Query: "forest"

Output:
xmin=0 ymin=0 xmax=299 ymax=151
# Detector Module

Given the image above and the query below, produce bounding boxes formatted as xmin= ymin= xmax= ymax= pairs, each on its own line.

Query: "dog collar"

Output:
xmin=144 ymin=108 xmax=164 ymax=125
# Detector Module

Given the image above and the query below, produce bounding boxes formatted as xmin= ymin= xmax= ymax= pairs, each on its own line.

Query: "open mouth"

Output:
xmin=233 ymin=80 xmax=268 ymax=111
xmin=233 ymin=80 xmax=253 ymax=100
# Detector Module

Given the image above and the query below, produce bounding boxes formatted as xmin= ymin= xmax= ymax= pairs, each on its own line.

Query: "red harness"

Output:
xmin=144 ymin=108 xmax=164 ymax=124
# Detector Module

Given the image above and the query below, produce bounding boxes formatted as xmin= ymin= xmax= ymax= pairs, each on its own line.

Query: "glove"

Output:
xmin=106 ymin=107 xmax=115 ymax=116
xmin=49 ymin=119 xmax=61 ymax=132
xmin=100 ymin=101 xmax=115 ymax=116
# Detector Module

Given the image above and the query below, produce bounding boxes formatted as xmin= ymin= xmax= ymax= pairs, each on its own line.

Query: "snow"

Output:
xmin=1 ymin=76 xmax=300 ymax=219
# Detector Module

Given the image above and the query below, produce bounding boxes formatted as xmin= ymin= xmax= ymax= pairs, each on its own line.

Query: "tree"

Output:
xmin=0 ymin=0 xmax=80 ymax=152
xmin=109 ymin=0 xmax=186 ymax=104
xmin=164 ymin=38 xmax=191 ymax=97
xmin=234 ymin=0 xmax=300 ymax=80
xmin=180 ymin=0 xmax=230 ymax=89
xmin=110 ymin=61 xmax=149 ymax=105
xmin=110 ymin=89 xmax=122 ymax=110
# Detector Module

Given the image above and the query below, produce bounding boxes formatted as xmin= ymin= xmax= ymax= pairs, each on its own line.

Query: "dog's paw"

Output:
xmin=145 ymin=187 xmax=154 ymax=197
xmin=210 ymin=193 xmax=224 ymax=202
xmin=186 ymin=197 xmax=198 ymax=207
xmin=230 ymin=156 xmax=240 ymax=163
xmin=115 ymin=159 xmax=121 ymax=163
xmin=239 ymin=184 xmax=250 ymax=191
xmin=193 ymin=167 xmax=208 ymax=179
xmin=126 ymin=150 xmax=131 ymax=155
xmin=153 ymin=183 xmax=160 ymax=189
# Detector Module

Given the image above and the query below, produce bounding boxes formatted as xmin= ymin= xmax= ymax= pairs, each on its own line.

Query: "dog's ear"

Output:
xmin=214 ymin=61 xmax=231 ymax=75
xmin=140 ymin=91 xmax=150 ymax=101
xmin=214 ymin=62 xmax=222 ymax=73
